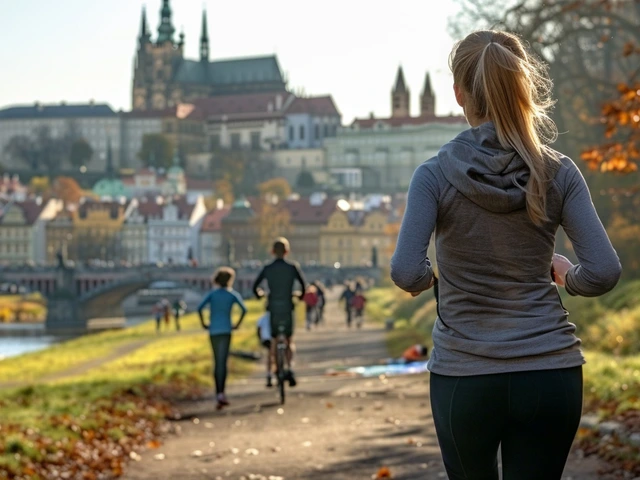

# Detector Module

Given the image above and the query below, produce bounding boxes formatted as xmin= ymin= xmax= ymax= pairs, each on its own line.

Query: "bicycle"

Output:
xmin=274 ymin=324 xmax=288 ymax=405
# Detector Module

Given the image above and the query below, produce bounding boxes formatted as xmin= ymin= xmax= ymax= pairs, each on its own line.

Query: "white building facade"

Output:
xmin=147 ymin=195 xmax=207 ymax=264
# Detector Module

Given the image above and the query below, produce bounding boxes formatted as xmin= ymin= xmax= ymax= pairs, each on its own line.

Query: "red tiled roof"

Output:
xmin=0 ymin=199 xmax=47 ymax=226
xmin=200 ymin=207 xmax=231 ymax=233
xmin=77 ymin=199 xmax=130 ymax=217
xmin=173 ymin=195 xmax=196 ymax=219
xmin=186 ymin=178 xmax=213 ymax=191
xmin=191 ymin=92 xmax=295 ymax=121
xmin=285 ymin=96 xmax=340 ymax=116
xmin=352 ymin=114 xmax=467 ymax=129
xmin=285 ymin=196 xmax=338 ymax=224
xmin=135 ymin=199 xmax=164 ymax=218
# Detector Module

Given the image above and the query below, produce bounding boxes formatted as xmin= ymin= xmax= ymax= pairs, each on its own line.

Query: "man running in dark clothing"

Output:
xmin=253 ymin=237 xmax=306 ymax=387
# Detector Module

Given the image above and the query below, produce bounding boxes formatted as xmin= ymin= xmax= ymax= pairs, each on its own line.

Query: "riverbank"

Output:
xmin=0 ymin=298 xmax=272 ymax=477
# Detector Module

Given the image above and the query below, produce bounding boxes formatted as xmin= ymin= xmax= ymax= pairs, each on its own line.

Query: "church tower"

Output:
xmin=420 ymin=72 xmax=436 ymax=117
xmin=200 ymin=10 xmax=210 ymax=62
xmin=391 ymin=66 xmax=410 ymax=118
xmin=132 ymin=1 xmax=184 ymax=111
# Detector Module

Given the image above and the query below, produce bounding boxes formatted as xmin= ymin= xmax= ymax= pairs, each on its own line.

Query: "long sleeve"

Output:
xmin=252 ymin=268 xmax=266 ymax=298
xmin=390 ymin=163 xmax=439 ymax=293
xmin=234 ymin=292 xmax=248 ymax=314
xmin=560 ymin=163 xmax=622 ymax=296
xmin=197 ymin=291 xmax=212 ymax=312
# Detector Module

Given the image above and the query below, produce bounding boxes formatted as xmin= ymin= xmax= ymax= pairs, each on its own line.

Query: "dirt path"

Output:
xmin=121 ymin=289 xmax=606 ymax=480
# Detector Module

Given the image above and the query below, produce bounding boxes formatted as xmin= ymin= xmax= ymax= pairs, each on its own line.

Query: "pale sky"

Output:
xmin=2 ymin=0 xmax=464 ymax=124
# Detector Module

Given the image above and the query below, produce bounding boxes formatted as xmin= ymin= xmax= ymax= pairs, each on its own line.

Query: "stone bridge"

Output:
xmin=0 ymin=265 xmax=382 ymax=333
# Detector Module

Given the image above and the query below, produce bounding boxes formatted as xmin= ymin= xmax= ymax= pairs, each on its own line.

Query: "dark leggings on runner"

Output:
xmin=430 ymin=366 xmax=583 ymax=480
xmin=209 ymin=334 xmax=231 ymax=395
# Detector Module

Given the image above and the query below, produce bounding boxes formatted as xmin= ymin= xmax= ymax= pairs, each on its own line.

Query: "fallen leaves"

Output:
xmin=0 ymin=380 xmax=205 ymax=479
xmin=375 ymin=466 xmax=393 ymax=478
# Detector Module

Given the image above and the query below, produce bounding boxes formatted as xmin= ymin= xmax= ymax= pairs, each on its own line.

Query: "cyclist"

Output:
xmin=252 ymin=237 xmax=306 ymax=387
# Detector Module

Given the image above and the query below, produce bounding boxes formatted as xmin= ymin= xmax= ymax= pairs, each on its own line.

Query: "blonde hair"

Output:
xmin=450 ymin=30 xmax=559 ymax=225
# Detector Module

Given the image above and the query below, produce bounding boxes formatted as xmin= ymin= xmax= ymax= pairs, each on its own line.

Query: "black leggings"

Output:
xmin=209 ymin=334 xmax=231 ymax=395
xmin=430 ymin=366 xmax=583 ymax=480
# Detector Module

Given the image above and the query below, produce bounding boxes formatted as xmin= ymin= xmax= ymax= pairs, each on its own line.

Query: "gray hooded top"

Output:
xmin=390 ymin=122 xmax=621 ymax=376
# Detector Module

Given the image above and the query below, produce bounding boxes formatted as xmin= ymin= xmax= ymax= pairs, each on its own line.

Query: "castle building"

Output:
xmin=132 ymin=1 xmax=288 ymax=111
xmin=325 ymin=66 xmax=466 ymax=192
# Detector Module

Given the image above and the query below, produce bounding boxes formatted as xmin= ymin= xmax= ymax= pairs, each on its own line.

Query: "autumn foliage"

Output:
xmin=581 ymin=42 xmax=640 ymax=174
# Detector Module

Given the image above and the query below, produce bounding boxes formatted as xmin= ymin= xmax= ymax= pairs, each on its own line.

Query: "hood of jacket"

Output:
xmin=437 ymin=122 xmax=557 ymax=213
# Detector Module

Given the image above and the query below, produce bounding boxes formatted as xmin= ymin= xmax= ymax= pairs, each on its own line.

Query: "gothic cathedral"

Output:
xmin=132 ymin=1 xmax=288 ymax=111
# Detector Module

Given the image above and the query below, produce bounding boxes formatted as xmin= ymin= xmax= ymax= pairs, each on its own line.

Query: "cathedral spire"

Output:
xmin=420 ymin=71 xmax=436 ymax=117
xmin=392 ymin=65 xmax=408 ymax=94
xmin=200 ymin=9 xmax=210 ymax=62
xmin=138 ymin=6 xmax=151 ymax=44
xmin=157 ymin=0 xmax=175 ymax=44
xmin=391 ymin=65 xmax=410 ymax=118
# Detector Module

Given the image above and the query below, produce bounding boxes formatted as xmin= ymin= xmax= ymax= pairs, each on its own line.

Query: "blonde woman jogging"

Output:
xmin=390 ymin=29 xmax=621 ymax=480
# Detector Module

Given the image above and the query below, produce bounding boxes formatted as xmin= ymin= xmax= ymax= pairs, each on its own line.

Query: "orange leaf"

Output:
xmin=147 ymin=440 xmax=162 ymax=449
xmin=376 ymin=466 xmax=393 ymax=478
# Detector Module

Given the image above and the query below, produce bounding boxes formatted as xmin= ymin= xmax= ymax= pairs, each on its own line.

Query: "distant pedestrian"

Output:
xmin=152 ymin=302 xmax=163 ymax=332
xmin=312 ymin=281 xmax=326 ymax=325
xmin=197 ymin=266 xmax=247 ymax=410
xmin=303 ymin=284 xmax=319 ymax=330
xmin=161 ymin=298 xmax=171 ymax=327
xmin=350 ymin=288 xmax=367 ymax=328
xmin=173 ymin=298 xmax=186 ymax=331
xmin=339 ymin=281 xmax=355 ymax=328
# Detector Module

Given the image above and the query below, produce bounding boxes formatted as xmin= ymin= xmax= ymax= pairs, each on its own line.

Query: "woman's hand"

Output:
xmin=551 ymin=253 xmax=574 ymax=287
xmin=409 ymin=276 xmax=437 ymax=297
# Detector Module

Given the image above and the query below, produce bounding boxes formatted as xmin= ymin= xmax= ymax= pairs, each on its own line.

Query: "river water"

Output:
xmin=0 ymin=316 xmax=151 ymax=361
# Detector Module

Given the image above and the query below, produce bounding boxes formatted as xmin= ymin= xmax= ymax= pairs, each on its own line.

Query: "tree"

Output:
xmin=212 ymin=149 xmax=277 ymax=197
xmin=53 ymin=177 xmax=85 ymax=205
xmin=28 ymin=176 xmax=50 ymax=196
xmin=256 ymin=199 xmax=291 ymax=259
xmin=258 ymin=177 xmax=292 ymax=200
xmin=138 ymin=134 xmax=174 ymax=169
xmin=3 ymin=135 xmax=36 ymax=168
xmin=213 ymin=179 xmax=234 ymax=205
xmin=34 ymin=126 xmax=61 ymax=178
xmin=69 ymin=139 xmax=94 ymax=169
xmin=450 ymin=0 xmax=640 ymax=161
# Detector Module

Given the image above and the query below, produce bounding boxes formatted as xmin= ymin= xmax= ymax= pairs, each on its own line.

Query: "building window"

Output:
xmin=314 ymin=124 xmax=320 ymax=139
xmin=299 ymin=125 xmax=305 ymax=140
xmin=209 ymin=134 xmax=220 ymax=151
xmin=289 ymin=125 xmax=295 ymax=141
xmin=250 ymin=132 xmax=261 ymax=151
xmin=230 ymin=133 xmax=241 ymax=149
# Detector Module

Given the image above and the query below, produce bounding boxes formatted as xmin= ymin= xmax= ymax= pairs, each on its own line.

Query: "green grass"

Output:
xmin=0 ymin=298 xmax=279 ymax=476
